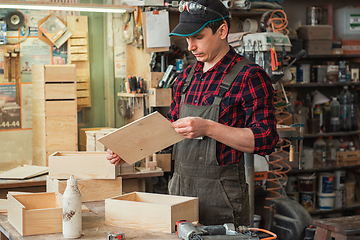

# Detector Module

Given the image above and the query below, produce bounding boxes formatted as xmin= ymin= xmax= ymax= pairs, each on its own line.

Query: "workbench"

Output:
xmin=0 ymin=201 xmax=179 ymax=240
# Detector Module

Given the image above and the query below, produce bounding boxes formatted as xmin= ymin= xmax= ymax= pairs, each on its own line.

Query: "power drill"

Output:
xmin=107 ymin=231 xmax=125 ymax=240
xmin=175 ymin=220 xmax=260 ymax=240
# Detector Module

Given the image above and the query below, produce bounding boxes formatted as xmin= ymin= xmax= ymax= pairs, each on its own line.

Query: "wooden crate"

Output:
xmin=46 ymin=176 xmax=122 ymax=202
xmin=337 ymin=150 xmax=360 ymax=166
xmin=48 ymin=151 xmax=120 ymax=179
xmin=149 ymin=88 xmax=172 ymax=107
xmin=105 ymin=192 xmax=198 ymax=233
xmin=32 ymin=64 xmax=77 ymax=166
xmin=8 ymin=192 xmax=62 ymax=236
xmin=149 ymin=72 xmax=165 ymax=88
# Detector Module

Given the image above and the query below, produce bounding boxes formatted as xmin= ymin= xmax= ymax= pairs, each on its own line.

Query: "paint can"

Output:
xmin=297 ymin=64 xmax=311 ymax=83
xmin=299 ymin=191 xmax=316 ymax=211
xmin=298 ymin=174 xmax=316 ymax=192
xmin=318 ymin=172 xmax=334 ymax=194
xmin=334 ymin=170 xmax=346 ymax=190
xmin=318 ymin=192 xmax=335 ymax=210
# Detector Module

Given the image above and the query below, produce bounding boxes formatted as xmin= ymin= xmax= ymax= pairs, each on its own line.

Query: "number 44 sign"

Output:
xmin=0 ymin=85 xmax=21 ymax=130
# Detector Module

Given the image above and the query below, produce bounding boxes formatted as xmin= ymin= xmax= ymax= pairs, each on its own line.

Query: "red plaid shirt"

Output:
xmin=167 ymin=47 xmax=279 ymax=166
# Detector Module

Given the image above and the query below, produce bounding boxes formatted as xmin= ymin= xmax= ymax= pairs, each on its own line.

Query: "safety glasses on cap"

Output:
xmin=178 ymin=0 xmax=224 ymax=20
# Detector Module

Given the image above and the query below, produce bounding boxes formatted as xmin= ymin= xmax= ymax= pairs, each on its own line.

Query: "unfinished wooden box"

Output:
xmin=105 ymin=192 xmax=198 ymax=233
xmin=48 ymin=151 xmax=120 ymax=179
xmin=79 ymin=127 xmax=112 ymax=151
xmin=337 ymin=150 xmax=360 ymax=166
xmin=46 ymin=176 xmax=122 ymax=202
xmin=149 ymin=88 xmax=172 ymax=107
xmin=153 ymin=153 xmax=171 ymax=172
xmin=149 ymin=72 xmax=165 ymax=88
xmin=32 ymin=64 xmax=77 ymax=166
xmin=8 ymin=192 xmax=62 ymax=236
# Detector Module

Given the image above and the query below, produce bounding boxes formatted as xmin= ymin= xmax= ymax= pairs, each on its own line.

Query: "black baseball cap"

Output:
xmin=169 ymin=0 xmax=230 ymax=37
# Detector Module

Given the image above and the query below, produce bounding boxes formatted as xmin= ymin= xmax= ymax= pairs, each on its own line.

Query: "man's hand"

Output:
xmin=106 ymin=149 xmax=125 ymax=166
xmin=171 ymin=117 xmax=209 ymax=139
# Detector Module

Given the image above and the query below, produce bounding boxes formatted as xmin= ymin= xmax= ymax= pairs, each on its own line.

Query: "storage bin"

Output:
xmin=334 ymin=6 xmax=360 ymax=40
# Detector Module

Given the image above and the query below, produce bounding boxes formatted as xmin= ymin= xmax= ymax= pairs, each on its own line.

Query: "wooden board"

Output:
xmin=313 ymin=215 xmax=360 ymax=236
xmin=0 ymin=166 xmax=48 ymax=180
xmin=97 ymin=112 xmax=184 ymax=165
xmin=0 ymin=199 xmax=6 ymax=214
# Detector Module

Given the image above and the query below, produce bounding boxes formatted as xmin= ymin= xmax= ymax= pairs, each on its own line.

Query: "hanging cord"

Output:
xmin=6 ymin=22 xmax=29 ymax=44
xmin=267 ymin=9 xmax=289 ymax=35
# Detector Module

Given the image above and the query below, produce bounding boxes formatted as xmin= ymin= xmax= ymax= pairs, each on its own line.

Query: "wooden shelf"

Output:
xmin=288 ymin=164 xmax=360 ymax=174
xmin=309 ymin=202 xmax=360 ymax=216
xmin=286 ymin=82 xmax=360 ymax=88
xmin=303 ymin=130 xmax=360 ymax=139
xmin=117 ymin=92 xmax=146 ymax=97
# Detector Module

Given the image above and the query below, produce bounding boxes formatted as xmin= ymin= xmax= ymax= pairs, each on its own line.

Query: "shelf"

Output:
xmin=117 ymin=92 xmax=146 ymax=97
xmin=303 ymin=130 xmax=360 ymax=138
xmin=285 ymin=81 xmax=360 ymax=88
xmin=289 ymin=54 xmax=360 ymax=59
xmin=309 ymin=202 xmax=360 ymax=216
xmin=288 ymin=164 xmax=360 ymax=175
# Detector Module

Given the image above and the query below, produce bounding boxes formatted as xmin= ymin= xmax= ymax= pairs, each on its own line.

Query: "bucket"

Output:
xmin=297 ymin=64 xmax=311 ymax=83
xmin=345 ymin=181 xmax=356 ymax=206
xmin=318 ymin=173 xmax=334 ymax=194
xmin=299 ymin=191 xmax=316 ymax=211
xmin=302 ymin=148 xmax=314 ymax=169
xmin=318 ymin=192 xmax=335 ymax=210
xmin=254 ymin=215 xmax=261 ymax=228
xmin=286 ymin=176 xmax=298 ymax=192
xmin=334 ymin=170 xmax=346 ymax=190
xmin=298 ymin=174 xmax=316 ymax=192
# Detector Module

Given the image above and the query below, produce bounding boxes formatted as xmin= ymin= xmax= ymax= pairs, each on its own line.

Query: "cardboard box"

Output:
xmin=105 ymin=192 xmax=198 ymax=233
xmin=342 ymin=39 xmax=360 ymax=55
xmin=46 ymin=176 xmax=122 ymax=202
xmin=149 ymin=88 xmax=172 ymax=107
xmin=303 ymin=40 xmax=332 ymax=55
xmin=8 ymin=192 xmax=62 ymax=236
xmin=48 ymin=151 xmax=120 ymax=179
xmin=297 ymin=25 xmax=333 ymax=40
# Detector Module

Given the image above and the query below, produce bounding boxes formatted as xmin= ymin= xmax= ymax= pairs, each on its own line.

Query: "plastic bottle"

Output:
xmin=326 ymin=136 xmax=339 ymax=167
xmin=314 ymin=137 xmax=326 ymax=167
xmin=339 ymin=86 xmax=352 ymax=131
xmin=63 ymin=175 xmax=82 ymax=239
xmin=330 ymin=97 xmax=340 ymax=132
xmin=350 ymin=86 xmax=359 ymax=131
xmin=323 ymin=102 xmax=331 ymax=132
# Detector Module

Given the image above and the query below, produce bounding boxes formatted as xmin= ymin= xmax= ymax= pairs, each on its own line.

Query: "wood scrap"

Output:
xmin=0 ymin=165 xmax=48 ymax=179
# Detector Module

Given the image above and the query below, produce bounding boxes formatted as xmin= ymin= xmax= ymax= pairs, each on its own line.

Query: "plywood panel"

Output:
xmin=98 ymin=112 xmax=184 ymax=165
xmin=45 ymin=100 xmax=77 ymax=116
xmin=0 ymin=165 xmax=48 ymax=179
xmin=46 ymin=132 xmax=77 ymax=151
xmin=45 ymin=83 xmax=76 ymax=100
xmin=44 ymin=65 xmax=76 ymax=83
xmin=45 ymin=116 xmax=77 ymax=133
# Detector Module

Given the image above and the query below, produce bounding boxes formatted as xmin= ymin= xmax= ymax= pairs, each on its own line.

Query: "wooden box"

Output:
xmin=303 ymin=40 xmax=332 ymax=55
xmin=149 ymin=72 xmax=165 ymax=88
xmin=8 ymin=192 xmax=62 ymax=236
xmin=337 ymin=150 xmax=360 ymax=166
xmin=105 ymin=192 xmax=198 ymax=233
xmin=46 ymin=176 xmax=122 ymax=202
xmin=149 ymin=88 xmax=172 ymax=107
xmin=79 ymin=127 xmax=111 ymax=151
xmin=153 ymin=153 xmax=171 ymax=172
xmin=297 ymin=25 xmax=333 ymax=40
xmin=48 ymin=151 xmax=120 ymax=179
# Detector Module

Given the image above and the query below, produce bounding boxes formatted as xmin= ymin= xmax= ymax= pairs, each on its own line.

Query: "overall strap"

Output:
xmin=213 ymin=58 xmax=252 ymax=105
xmin=181 ymin=63 xmax=196 ymax=104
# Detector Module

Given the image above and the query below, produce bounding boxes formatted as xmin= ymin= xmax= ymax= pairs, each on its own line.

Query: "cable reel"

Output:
xmin=6 ymin=11 xmax=25 ymax=29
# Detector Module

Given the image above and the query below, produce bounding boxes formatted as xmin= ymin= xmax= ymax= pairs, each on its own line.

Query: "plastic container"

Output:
xmin=326 ymin=137 xmax=339 ymax=166
xmin=318 ymin=192 xmax=335 ymax=210
xmin=254 ymin=215 xmax=261 ymax=228
xmin=330 ymin=97 xmax=340 ymax=132
xmin=63 ymin=175 xmax=82 ymax=239
xmin=314 ymin=137 xmax=326 ymax=167
xmin=323 ymin=102 xmax=331 ymax=132
xmin=334 ymin=170 xmax=346 ymax=190
xmin=298 ymin=174 xmax=316 ymax=192
xmin=318 ymin=172 xmax=334 ymax=194
xmin=302 ymin=148 xmax=314 ymax=169
xmin=345 ymin=181 xmax=356 ymax=206
xmin=339 ymin=86 xmax=352 ymax=131
xmin=350 ymin=86 xmax=359 ymax=131
xmin=334 ymin=189 xmax=345 ymax=208
xmin=334 ymin=6 xmax=360 ymax=40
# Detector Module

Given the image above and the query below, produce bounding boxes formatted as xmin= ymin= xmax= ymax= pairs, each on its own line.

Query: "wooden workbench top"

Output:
xmin=0 ymin=201 xmax=178 ymax=240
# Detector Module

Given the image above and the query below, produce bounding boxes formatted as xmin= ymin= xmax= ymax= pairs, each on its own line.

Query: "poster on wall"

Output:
xmin=20 ymin=9 xmax=50 ymax=37
xmin=52 ymin=44 xmax=68 ymax=65
xmin=21 ymin=84 xmax=32 ymax=129
xmin=20 ymin=38 xmax=51 ymax=83
xmin=0 ymin=47 xmax=4 ymax=83
xmin=0 ymin=9 xmax=19 ymax=37
xmin=0 ymin=84 xmax=21 ymax=130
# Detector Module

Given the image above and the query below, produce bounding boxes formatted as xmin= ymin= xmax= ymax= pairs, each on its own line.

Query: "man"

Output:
xmin=107 ymin=0 xmax=278 ymax=227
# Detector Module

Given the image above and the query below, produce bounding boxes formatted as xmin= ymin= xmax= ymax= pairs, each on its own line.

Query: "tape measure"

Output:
xmin=107 ymin=231 xmax=125 ymax=240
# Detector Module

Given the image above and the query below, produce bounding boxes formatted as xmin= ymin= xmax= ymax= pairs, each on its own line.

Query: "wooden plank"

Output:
xmin=46 ymin=176 xmax=122 ymax=202
xmin=45 ymin=83 xmax=76 ymax=100
xmin=98 ymin=112 xmax=184 ymax=165
xmin=0 ymin=166 xmax=48 ymax=180
xmin=44 ymin=65 xmax=76 ymax=83
xmin=149 ymin=88 xmax=172 ymax=107
xmin=46 ymin=132 xmax=77 ymax=152
xmin=77 ymin=90 xmax=90 ymax=98
xmin=24 ymin=208 xmax=62 ymax=236
xmin=70 ymin=53 xmax=88 ymax=61
xmin=69 ymin=38 xmax=87 ymax=45
xmin=48 ymin=151 xmax=120 ymax=179
xmin=7 ymin=194 xmax=24 ymax=235
xmin=105 ymin=192 xmax=198 ymax=233
xmin=153 ymin=154 xmax=171 ymax=172
xmin=70 ymin=46 xmax=88 ymax=53
xmin=0 ymin=199 xmax=7 ymax=214
xmin=45 ymin=100 xmax=77 ymax=116
xmin=45 ymin=116 xmax=77 ymax=133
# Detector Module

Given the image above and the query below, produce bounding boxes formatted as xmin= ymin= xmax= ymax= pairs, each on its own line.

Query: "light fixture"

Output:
xmin=0 ymin=1 xmax=135 ymax=13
